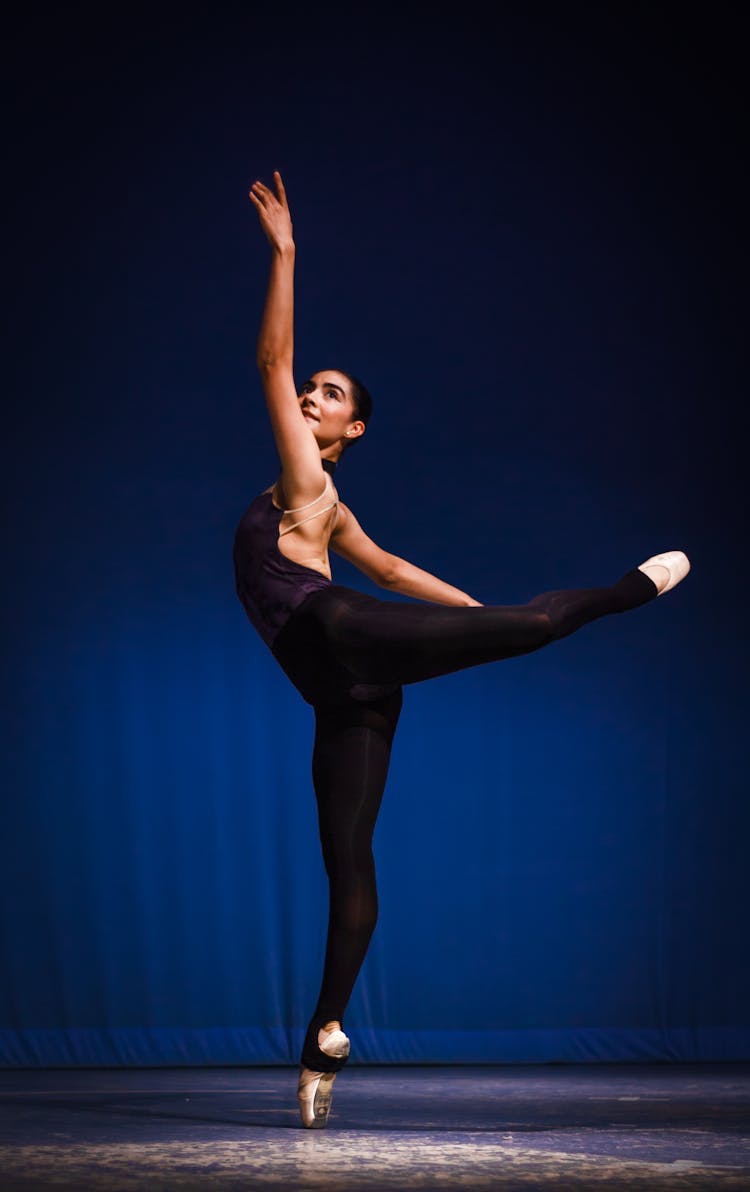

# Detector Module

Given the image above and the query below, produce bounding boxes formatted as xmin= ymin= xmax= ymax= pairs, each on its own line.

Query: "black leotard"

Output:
xmin=233 ymin=458 xmax=338 ymax=649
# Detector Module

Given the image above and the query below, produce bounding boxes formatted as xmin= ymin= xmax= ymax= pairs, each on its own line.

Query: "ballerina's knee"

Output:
xmin=529 ymin=609 xmax=554 ymax=642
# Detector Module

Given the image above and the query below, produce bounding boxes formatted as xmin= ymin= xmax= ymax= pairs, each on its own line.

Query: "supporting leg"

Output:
xmin=300 ymin=687 xmax=403 ymax=1073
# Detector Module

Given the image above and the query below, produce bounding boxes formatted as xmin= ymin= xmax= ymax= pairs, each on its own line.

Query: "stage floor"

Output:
xmin=0 ymin=1063 xmax=748 ymax=1189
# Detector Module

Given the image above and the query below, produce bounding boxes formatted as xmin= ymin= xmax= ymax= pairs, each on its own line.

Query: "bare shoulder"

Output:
xmin=331 ymin=499 xmax=368 ymax=540
xmin=275 ymin=464 xmax=333 ymax=511
xmin=330 ymin=499 xmax=351 ymax=534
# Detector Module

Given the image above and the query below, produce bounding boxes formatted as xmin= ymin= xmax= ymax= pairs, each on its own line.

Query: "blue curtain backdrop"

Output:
xmin=3 ymin=7 xmax=747 ymax=1066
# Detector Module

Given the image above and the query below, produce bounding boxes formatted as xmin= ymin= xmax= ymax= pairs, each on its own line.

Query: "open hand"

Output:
xmin=249 ymin=171 xmax=294 ymax=251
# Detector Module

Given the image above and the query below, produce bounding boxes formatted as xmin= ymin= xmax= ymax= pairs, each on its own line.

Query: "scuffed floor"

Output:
xmin=0 ymin=1063 xmax=748 ymax=1190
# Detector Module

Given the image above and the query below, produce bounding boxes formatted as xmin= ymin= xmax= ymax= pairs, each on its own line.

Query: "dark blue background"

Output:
xmin=3 ymin=6 xmax=747 ymax=1064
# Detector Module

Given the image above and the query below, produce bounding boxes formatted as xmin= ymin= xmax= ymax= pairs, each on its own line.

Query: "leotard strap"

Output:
xmin=277 ymin=482 xmax=338 ymax=538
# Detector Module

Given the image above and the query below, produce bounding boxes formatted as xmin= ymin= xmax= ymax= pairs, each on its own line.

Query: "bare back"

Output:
xmin=264 ymin=471 xmax=340 ymax=580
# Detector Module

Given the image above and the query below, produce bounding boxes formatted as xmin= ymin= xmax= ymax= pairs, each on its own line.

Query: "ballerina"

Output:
xmin=234 ymin=170 xmax=690 ymax=1128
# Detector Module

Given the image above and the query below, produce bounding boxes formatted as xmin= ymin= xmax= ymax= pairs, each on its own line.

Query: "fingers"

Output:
xmin=273 ymin=170 xmax=288 ymax=206
xmin=248 ymin=171 xmax=288 ymax=208
xmin=249 ymin=179 xmax=271 ymax=206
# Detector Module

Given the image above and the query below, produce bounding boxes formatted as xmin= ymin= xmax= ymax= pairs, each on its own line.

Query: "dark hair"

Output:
xmin=334 ymin=369 xmax=373 ymax=450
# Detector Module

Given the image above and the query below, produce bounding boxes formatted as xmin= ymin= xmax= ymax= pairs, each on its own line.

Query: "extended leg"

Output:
xmin=300 ymin=687 xmax=403 ymax=1073
xmin=310 ymin=567 xmax=658 ymax=689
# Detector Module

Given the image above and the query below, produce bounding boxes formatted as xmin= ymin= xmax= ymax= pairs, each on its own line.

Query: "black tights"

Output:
xmin=272 ymin=567 xmax=658 ymax=1072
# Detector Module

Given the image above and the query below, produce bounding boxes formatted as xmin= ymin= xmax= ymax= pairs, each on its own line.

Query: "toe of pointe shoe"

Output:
xmin=638 ymin=550 xmax=691 ymax=596
xmin=297 ymin=1068 xmax=337 ymax=1129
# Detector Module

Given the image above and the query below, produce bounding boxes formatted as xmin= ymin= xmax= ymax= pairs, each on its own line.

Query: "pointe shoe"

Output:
xmin=297 ymin=1067 xmax=338 ymax=1129
xmin=297 ymin=1026 xmax=350 ymax=1129
xmin=637 ymin=550 xmax=691 ymax=596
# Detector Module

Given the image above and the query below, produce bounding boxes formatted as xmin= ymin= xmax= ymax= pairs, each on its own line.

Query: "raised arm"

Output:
xmin=249 ymin=172 xmax=323 ymax=493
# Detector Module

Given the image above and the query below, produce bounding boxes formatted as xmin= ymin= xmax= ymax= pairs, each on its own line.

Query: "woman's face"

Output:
xmin=298 ymin=370 xmax=364 ymax=447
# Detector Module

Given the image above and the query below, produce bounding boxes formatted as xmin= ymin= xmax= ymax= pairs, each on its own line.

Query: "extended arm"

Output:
xmin=249 ymin=172 xmax=321 ymax=486
xmin=330 ymin=502 xmax=482 ymax=606
xmin=384 ymin=556 xmax=483 ymax=606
